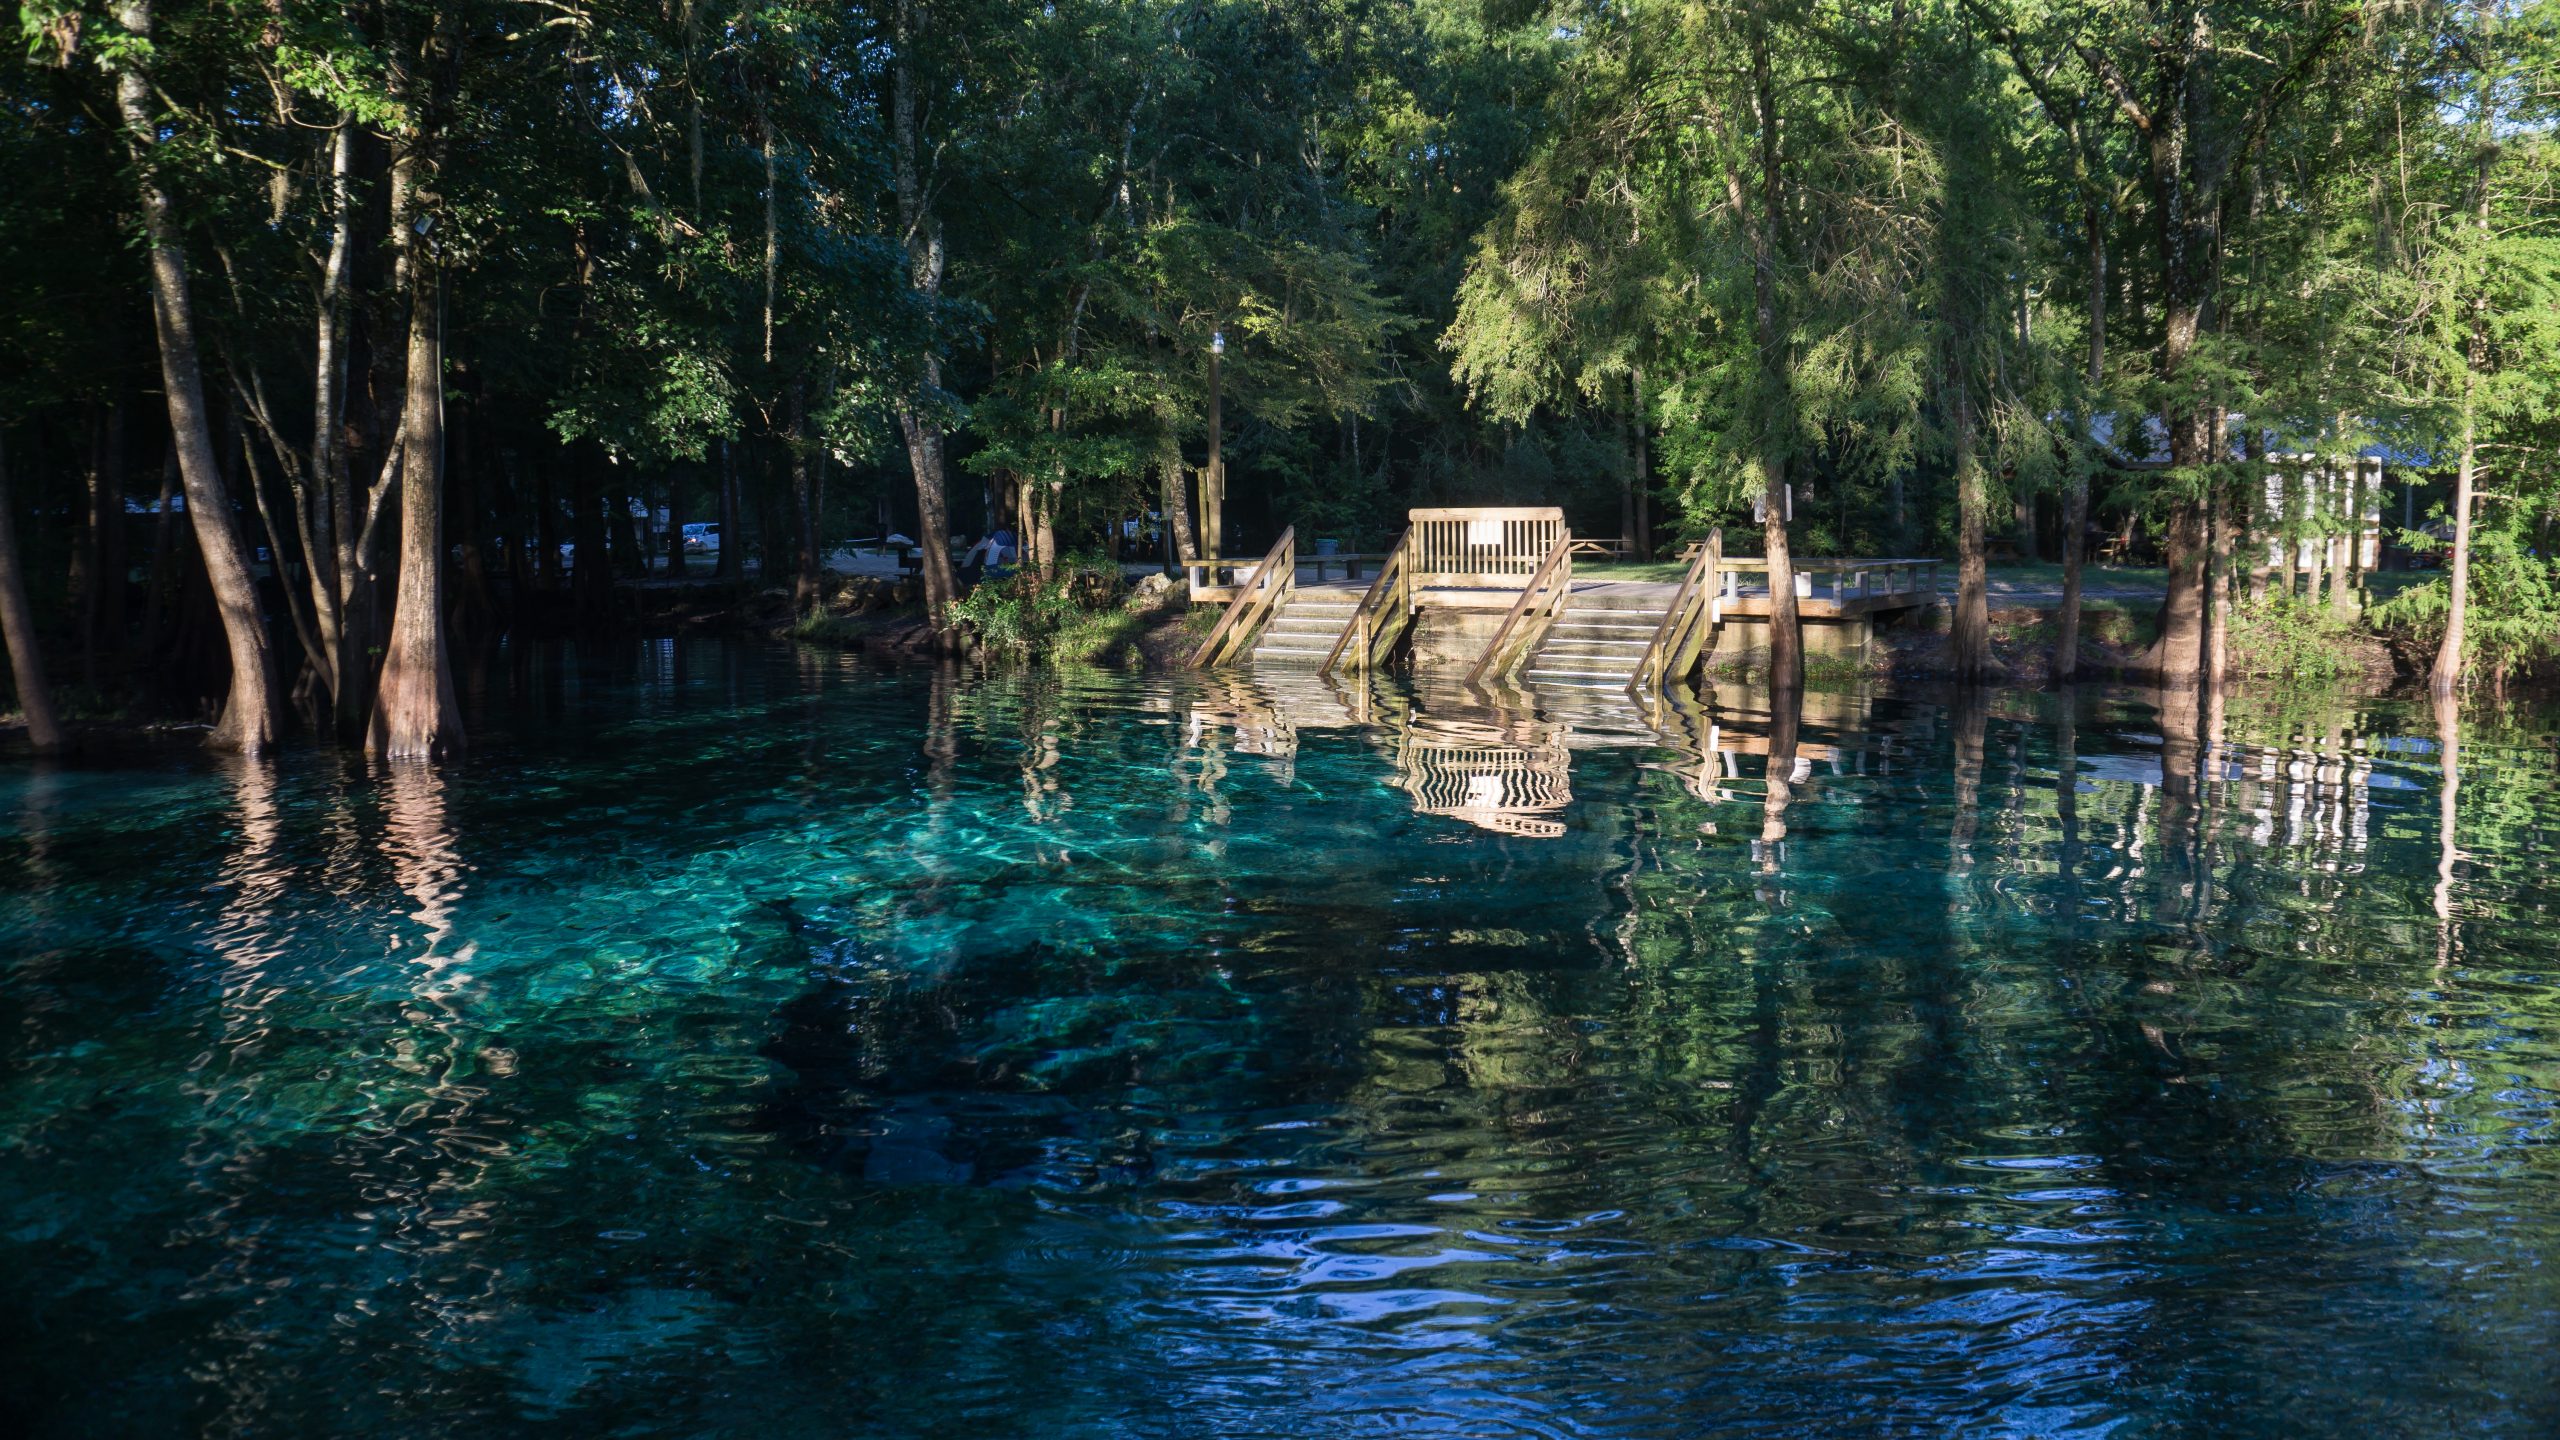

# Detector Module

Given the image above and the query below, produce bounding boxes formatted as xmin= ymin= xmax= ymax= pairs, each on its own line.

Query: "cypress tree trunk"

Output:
xmin=2140 ymin=495 xmax=2209 ymax=684
xmin=1949 ymin=375 xmax=1994 ymax=682
xmin=2204 ymin=479 xmax=2232 ymax=692
xmin=1761 ymin=458 xmax=1802 ymax=693
xmin=892 ymin=0 xmax=957 ymax=631
xmin=0 ymin=434 xmax=66 ymax=751
xmin=115 ymin=0 xmax=276 ymax=753
xmin=1742 ymin=15 xmax=1800 ymax=693
xmin=2433 ymin=412 xmax=2479 ymax=697
xmin=790 ymin=381 xmax=820 ymax=611
xmin=2057 ymin=210 xmax=2104 ymax=683
xmin=368 ymin=261 xmax=461 ymax=760
xmin=369 ymin=10 xmax=462 ymax=761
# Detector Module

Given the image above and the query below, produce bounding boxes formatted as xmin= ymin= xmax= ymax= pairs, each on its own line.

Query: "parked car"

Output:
xmin=683 ymin=522 xmax=722 ymax=553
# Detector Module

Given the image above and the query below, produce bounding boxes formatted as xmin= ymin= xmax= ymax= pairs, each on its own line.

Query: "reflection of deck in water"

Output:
xmin=1391 ymin=716 xmax=1574 ymax=838
xmin=1180 ymin=669 xmax=1927 ymax=839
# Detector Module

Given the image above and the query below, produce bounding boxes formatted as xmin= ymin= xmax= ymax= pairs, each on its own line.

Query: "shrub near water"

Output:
xmin=2373 ymin=528 xmax=2560 ymax=684
xmin=2228 ymin=595 xmax=2360 ymax=683
xmin=951 ymin=553 xmax=1152 ymax=665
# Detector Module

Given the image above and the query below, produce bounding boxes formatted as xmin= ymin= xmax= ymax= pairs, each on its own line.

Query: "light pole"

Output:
xmin=1203 ymin=329 xmax=1224 ymax=563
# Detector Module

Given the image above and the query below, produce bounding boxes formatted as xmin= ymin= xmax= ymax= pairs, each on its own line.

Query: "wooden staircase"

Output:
xmin=1250 ymin=585 xmax=1366 ymax=666
xmin=1521 ymin=590 xmax=1679 ymax=689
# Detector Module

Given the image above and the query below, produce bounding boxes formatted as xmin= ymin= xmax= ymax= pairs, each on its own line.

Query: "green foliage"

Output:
xmin=948 ymin=553 xmax=1133 ymax=665
xmin=2376 ymin=526 xmax=2560 ymax=682
xmin=2228 ymin=595 xmax=2361 ymax=684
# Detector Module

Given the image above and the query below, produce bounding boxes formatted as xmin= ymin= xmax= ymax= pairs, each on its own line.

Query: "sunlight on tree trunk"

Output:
xmin=115 ymin=0 xmax=275 ymax=753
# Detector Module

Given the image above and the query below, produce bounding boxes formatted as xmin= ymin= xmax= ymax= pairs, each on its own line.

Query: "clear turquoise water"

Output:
xmin=3 ymin=641 xmax=2557 ymax=1437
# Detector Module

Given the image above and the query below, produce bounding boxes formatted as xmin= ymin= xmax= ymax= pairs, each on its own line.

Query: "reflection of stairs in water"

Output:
xmin=1523 ymin=681 xmax=1671 ymax=748
xmin=1522 ymin=587 xmax=1676 ymax=691
xmin=1250 ymin=583 xmax=1365 ymax=666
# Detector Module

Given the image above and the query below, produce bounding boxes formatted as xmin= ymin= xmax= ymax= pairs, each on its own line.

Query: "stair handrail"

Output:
xmin=1464 ymin=534 xmax=1574 ymax=686
xmin=1187 ymin=527 xmax=1296 ymax=668
xmin=1630 ymin=527 xmax=1722 ymax=698
xmin=1317 ymin=527 xmax=1413 ymax=678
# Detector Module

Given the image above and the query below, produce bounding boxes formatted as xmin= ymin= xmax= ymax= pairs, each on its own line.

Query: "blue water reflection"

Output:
xmin=2 ymin=640 xmax=2555 ymax=1437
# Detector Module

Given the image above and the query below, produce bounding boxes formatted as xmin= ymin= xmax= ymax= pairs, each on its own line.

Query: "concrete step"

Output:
xmin=1547 ymin=619 xmax=1665 ymax=634
xmin=1537 ymin=636 xmax=1653 ymax=653
xmin=1523 ymin=672 xmax=1636 ymax=690
xmin=1526 ymin=659 xmax=1638 ymax=679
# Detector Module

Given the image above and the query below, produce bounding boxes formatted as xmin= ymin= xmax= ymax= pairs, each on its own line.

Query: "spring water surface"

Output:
xmin=3 ymin=641 xmax=2557 ymax=1437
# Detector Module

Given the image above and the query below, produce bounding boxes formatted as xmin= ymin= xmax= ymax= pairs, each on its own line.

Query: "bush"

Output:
xmin=2372 ymin=527 xmax=2560 ymax=683
xmin=2227 ymin=594 xmax=2358 ymax=683
xmin=950 ymin=552 xmax=1135 ymax=664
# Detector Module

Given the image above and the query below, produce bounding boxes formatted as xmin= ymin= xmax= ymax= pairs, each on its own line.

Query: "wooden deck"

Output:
xmin=1184 ymin=507 xmax=1945 ymax=682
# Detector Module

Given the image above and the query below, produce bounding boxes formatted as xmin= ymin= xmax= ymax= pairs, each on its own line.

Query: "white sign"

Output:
xmin=1467 ymin=519 xmax=1504 ymax=547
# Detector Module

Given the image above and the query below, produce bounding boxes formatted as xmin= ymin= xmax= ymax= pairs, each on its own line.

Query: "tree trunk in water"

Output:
xmin=117 ymin=0 xmax=275 ymax=753
xmin=892 ymin=0 xmax=956 ymax=632
xmin=2055 ymin=467 xmax=2088 ymax=680
xmin=2138 ymin=496 xmax=2208 ymax=684
xmin=790 ymin=382 xmax=820 ymax=612
xmin=369 ymin=266 xmax=461 ymax=760
xmin=1761 ymin=459 xmax=1802 ymax=692
xmin=2204 ymin=479 xmax=2232 ymax=693
xmin=2059 ymin=203 xmax=2107 ymax=690
xmin=0 ymin=434 xmax=66 ymax=750
xmin=2433 ymin=421 xmax=2477 ymax=696
xmin=1949 ymin=381 xmax=1993 ymax=682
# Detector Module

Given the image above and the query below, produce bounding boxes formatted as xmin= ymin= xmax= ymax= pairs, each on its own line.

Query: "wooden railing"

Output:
xmin=1317 ymin=527 xmax=1414 ymax=678
xmin=1187 ymin=527 xmax=1295 ymax=667
xmin=1631 ymin=527 xmax=1722 ymax=699
xmin=1465 ymin=534 xmax=1573 ymax=685
xmin=1406 ymin=507 xmax=1565 ymax=588
xmin=1705 ymin=554 xmax=1941 ymax=604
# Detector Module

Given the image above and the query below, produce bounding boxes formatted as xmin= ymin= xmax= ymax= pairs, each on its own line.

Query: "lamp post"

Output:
xmin=1203 ymin=329 xmax=1225 ymax=563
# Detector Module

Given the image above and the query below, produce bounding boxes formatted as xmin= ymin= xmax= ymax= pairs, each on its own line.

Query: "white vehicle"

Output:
xmin=682 ymin=522 xmax=722 ymax=553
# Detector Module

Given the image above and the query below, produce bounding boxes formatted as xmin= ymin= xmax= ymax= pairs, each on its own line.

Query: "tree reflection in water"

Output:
xmin=4 ymin=646 xmax=2559 ymax=1436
